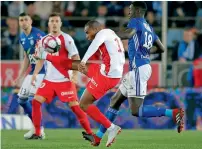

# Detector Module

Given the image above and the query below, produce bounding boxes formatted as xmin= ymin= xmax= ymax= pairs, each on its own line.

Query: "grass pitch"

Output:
xmin=1 ymin=129 xmax=202 ymax=149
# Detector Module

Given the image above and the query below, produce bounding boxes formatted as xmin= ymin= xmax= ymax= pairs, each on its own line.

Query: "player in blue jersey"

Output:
xmin=82 ymin=2 xmax=184 ymax=146
xmin=13 ymin=12 xmax=46 ymax=139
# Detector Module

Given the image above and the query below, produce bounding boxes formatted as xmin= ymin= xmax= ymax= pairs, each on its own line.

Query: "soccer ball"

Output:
xmin=42 ymin=35 xmax=61 ymax=53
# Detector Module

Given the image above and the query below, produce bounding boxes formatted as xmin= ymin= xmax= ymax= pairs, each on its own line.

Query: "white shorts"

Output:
xmin=119 ymin=64 xmax=152 ymax=98
xmin=18 ymin=74 xmax=45 ymax=98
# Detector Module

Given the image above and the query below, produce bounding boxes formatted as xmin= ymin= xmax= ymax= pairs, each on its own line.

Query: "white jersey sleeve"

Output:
xmin=82 ymin=30 xmax=106 ymax=63
xmin=62 ymin=33 xmax=79 ymax=57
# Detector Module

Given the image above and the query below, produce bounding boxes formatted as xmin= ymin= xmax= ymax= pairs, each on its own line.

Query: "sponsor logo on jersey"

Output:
xmin=141 ymin=55 xmax=150 ymax=59
xmin=28 ymin=54 xmax=37 ymax=64
xmin=90 ymin=78 xmax=98 ymax=87
xmin=30 ymin=39 xmax=34 ymax=46
xmin=61 ymin=91 xmax=74 ymax=96
xmin=28 ymin=36 xmax=33 ymax=40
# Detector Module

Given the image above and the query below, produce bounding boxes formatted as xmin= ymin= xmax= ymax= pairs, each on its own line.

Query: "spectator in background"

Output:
xmin=35 ymin=1 xmax=52 ymax=19
xmin=178 ymin=28 xmax=201 ymax=62
xmin=187 ymin=55 xmax=202 ymax=87
xmin=64 ymin=1 xmax=76 ymax=16
xmin=152 ymin=2 xmax=162 ymax=18
xmin=96 ymin=5 xmax=108 ymax=27
xmin=73 ymin=1 xmax=89 ymax=16
xmin=1 ymin=17 xmax=19 ymax=60
xmin=26 ymin=2 xmax=41 ymax=27
xmin=169 ymin=2 xmax=197 ymax=27
xmin=107 ymin=1 xmax=123 ymax=16
xmin=52 ymin=2 xmax=65 ymax=16
xmin=8 ymin=1 xmax=23 ymax=17
xmin=146 ymin=11 xmax=159 ymax=26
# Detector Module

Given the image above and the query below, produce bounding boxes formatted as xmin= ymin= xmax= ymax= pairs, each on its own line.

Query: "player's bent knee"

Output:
xmin=69 ymin=100 xmax=79 ymax=107
xmin=34 ymin=95 xmax=46 ymax=103
xmin=17 ymin=97 xmax=29 ymax=104
xmin=131 ymin=109 xmax=139 ymax=117
xmin=79 ymin=102 xmax=88 ymax=111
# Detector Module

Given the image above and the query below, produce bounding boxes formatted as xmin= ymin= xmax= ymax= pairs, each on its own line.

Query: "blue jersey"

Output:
xmin=127 ymin=18 xmax=159 ymax=70
xmin=19 ymin=27 xmax=46 ymax=75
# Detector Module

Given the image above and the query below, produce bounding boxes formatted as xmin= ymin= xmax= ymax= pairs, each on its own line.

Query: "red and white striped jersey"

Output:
xmin=43 ymin=32 xmax=78 ymax=82
xmin=82 ymin=29 xmax=125 ymax=78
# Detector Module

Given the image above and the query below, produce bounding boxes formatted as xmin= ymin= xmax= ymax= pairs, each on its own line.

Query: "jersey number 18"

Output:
xmin=143 ymin=32 xmax=153 ymax=49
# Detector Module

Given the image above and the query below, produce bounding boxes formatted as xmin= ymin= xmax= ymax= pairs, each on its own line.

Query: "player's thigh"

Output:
xmin=127 ymin=65 xmax=152 ymax=98
xmin=35 ymin=80 xmax=55 ymax=104
xmin=138 ymin=64 xmax=152 ymax=96
xmin=18 ymin=75 xmax=32 ymax=99
xmin=110 ymin=89 xmax=127 ymax=109
xmin=79 ymin=89 xmax=96 ymax=109
xmin=30 ymin=74 xmax=45 ymax=96
xmin=55 ymin=81 xmax=78 ymax=103
xmin=119 ymin=72 xmax=131 ymax=97
xmin=86 ymin=70 xmax=120 ymax=100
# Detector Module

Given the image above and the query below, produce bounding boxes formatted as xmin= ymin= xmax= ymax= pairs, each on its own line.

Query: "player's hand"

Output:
xmin=12 ymin=77 xmax=21 ymax=87
xmin=31 ymin=74 xmax=37 ymax=86
xmin=78 ymin=62 xmax=87 ymax=73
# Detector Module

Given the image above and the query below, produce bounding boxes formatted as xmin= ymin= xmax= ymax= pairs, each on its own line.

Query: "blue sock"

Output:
xmin=139 ymin=105 xmax=166 ymax=117
xmin=96 ymin=107 xmax=118 ymax=138
xmin=165 ymin=109 xmax=173 ymax=118
xmin=18 ymin=97 xmax=33 ymax=121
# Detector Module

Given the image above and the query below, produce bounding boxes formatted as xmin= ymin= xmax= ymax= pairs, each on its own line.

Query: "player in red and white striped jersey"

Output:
xmin=28 ymin=13 xmax=92 ymax=139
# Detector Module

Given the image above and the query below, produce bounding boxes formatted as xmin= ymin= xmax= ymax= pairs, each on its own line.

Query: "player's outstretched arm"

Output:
xmin=116 ymin=28 xmax=136 ymax=40
xmin=45 ymin=54 xmax=93 ymax=76
xmin=13 ymin=52 xmax=30 ymax=86
xmin=150 ymin=39 xmax=165 ymax=54
xmin=71 ymin=54 xmax=80 ymax=84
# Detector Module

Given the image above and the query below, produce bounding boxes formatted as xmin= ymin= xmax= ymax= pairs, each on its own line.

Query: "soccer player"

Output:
xmin=13 ymin=12 xmax=46 ymax=139
xmin=28 ymin=13 xmax=93 ymax=139
xmin=82 ymin=2 xmax=185 ymax=146
xmin=35 ymin=20 xmax=125 ymax=147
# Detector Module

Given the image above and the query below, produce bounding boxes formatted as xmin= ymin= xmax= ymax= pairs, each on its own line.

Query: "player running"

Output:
xmin=28 ymin=13 xmax=93 ymax=139
xmin=13 ymin=12 xmax=46 ymax=139
xmin=82 ymin=2 xmax=185 ymax=147
xmin=35 ymin=20 xmax=125 ymax=147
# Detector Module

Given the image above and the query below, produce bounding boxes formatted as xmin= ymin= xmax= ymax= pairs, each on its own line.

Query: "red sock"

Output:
xmin=86 ymin=105 xmax=111 ymax=129
xmin=71 ymin=105 xmax=93 ymax=134
xmin=47 ymin=55 xmax=72 ymax=69
xmin=32 ymin=100 xmax=42 ymax=136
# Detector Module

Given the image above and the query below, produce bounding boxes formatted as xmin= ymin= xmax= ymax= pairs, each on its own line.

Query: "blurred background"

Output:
xmin=1 ymin=1 xmax=202 ymax=131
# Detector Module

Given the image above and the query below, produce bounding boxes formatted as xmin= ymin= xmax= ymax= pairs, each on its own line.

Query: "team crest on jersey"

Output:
xmin=30 ymin=39 xmax=34 ymax=45
xmin=143 ymin=23 xmax=151 ymax=32
xmin=40 ymin=83 xmax=46 ymax=88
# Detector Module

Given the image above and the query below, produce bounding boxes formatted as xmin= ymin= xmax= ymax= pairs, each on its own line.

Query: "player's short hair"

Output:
xmin=19 ymin=12 xmax=31 ymax=18
xmin=49 ymin=12 xmax=61 ymax=19
xmin=132 ymin=2 xmax=147 ymax=11
xmin=85 ymin=20 xmax=101 ymax=28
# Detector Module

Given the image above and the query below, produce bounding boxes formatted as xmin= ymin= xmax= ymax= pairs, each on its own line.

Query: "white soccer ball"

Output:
xmin=42 ymin=35 xmax=61 ymax=53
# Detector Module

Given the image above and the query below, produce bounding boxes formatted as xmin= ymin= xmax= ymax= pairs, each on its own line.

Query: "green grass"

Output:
xmin=1 ymin=129 xmax=202 ymax=149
